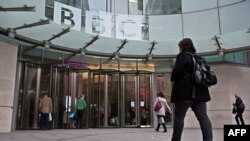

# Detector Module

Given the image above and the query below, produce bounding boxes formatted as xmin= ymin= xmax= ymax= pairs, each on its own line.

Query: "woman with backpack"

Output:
xmin=233 ymin=94 xmax=245 ymax=125
xmin=170 ymin=38 xmax=213 ymax=141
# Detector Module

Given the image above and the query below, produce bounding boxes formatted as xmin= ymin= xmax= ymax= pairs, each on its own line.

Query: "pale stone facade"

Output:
xmin=185 ymin=64 xmax=250 ymax=128
xmin=0 ymin=41 xmax=18 ymax=132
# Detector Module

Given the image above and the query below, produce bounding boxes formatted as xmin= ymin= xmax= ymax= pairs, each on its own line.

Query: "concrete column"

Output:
xmin=0 ymin=41 xmax=18 ymax=132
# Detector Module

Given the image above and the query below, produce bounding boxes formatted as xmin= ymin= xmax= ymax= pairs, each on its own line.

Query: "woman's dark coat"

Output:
xmin=170 ymin=50 xmax=211 ymax=103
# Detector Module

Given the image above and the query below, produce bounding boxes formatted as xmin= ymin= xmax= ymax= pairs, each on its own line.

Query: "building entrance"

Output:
xmin=14 ymin=63 xmax=156 ymax=129
xmin=90 ymin=70 xmax=120 ymax=127
xmin=121 ymin=71 xmax=153 ymax=127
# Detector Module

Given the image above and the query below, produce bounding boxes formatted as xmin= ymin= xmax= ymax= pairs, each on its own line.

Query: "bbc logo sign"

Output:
xmin=224 ymin=125 xmax=250 ymax=141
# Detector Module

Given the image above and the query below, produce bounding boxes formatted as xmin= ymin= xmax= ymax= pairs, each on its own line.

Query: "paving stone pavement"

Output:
xmin=0 ymin=128 xmax=223 ymax=141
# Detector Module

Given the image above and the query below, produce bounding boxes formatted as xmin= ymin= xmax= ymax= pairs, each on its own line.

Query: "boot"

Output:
xmin=162 ymin=123 xmax=167 ymax=133
xmin=155 ymin=124 xmax=160 ymax=132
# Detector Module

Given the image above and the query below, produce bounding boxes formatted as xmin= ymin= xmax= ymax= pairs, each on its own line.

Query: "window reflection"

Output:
xmin=47 ymin=0 xmax=181 ymax=15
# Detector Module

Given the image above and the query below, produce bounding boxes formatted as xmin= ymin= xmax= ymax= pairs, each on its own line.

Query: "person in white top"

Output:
xmin=154 ymin=92 xmax=172 ymax=132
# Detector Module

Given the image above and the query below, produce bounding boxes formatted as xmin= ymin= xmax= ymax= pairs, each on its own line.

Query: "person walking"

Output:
xmin=154 ymin=92 xmax=172 ymax=133
xmin=39 ymin=93 xmax=53 ymax=130
xmin=76 ymin=94 xmax=87 ymax=128
xmin=233 ymin=94 xmax=245 ymax=125
xmin=170 ymin=38 xmax=213 ymax=141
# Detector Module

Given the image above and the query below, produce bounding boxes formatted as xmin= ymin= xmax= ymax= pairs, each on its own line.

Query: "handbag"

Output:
xmin=49 ymin=113 xmax=52 ymax=121
xmin=154 ymin=98 xmax=162 ymax=111
xmin=232 ymin=106 xmax=236 ymax=114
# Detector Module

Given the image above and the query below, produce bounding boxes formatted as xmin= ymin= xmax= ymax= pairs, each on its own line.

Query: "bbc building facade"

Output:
xmin=0 ymin=0 xmax=250 ymax=132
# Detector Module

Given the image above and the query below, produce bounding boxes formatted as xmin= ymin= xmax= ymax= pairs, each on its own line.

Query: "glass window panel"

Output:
xmin=204 ymin=55 xmax=224 ymax=63
xmin=218 ymin=0 xmax=243 ymax=6
xmin=144 ymin=0 xmax=168 ymax=15
xmin=147 ymin=0 xmax=183 ymax=15
xmin=234 ymin=52 xmax=245 ymax=64
xmin=224 ymin=53 xmax=235 ymax=62
xmin=129 ymin=0 xmax=143 ymax=15
xmin=45 ymin=7 xmax=54 ymax=20
xmin=219 ymin=0 xmax=250 ymax=34
xmin=114 ymin=0 xmax=128 ymax=14
xmin=89 ymin=0 xmax=106 ymax=11
xmin=148 ymin=15 xmax=182 ymax=41
xmin=220 ymin=31 xmax=250 ymax=50
xmin=182 ymin=0 xmax=217 ymax=13
xmin=46 ymin=0 xmax=54 ymax=6
xmin=56 ymin=0 xmax=82 ymax=8
xmin=35 ymin=0 xmax=46 ymax=17
xmin=183 ymin=9 xmax=220 ymax=38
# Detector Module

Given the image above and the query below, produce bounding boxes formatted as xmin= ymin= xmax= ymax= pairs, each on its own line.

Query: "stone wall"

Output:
xmin=185 ymin=64 xmax=250 ymax=128
xmin=0 ymin=41 xmax=17 ymax=132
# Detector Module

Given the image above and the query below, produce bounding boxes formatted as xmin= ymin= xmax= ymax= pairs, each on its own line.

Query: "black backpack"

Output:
xmin=238 ymin=103 xmax=245 ymax=112
xmin=185 ymin=53 xmax=217 ymax=87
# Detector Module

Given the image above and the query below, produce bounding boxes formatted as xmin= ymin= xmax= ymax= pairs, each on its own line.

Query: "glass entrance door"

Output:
xmin=16 ymin=63 xmax=40 ymax=129
xmin=90 ymin=70 xmax=120 ymax=128
xmin=122 ymin=74 xmax=137 ymax=127
xmin=139 ymin=74 xmax=152 ymax=127
xmin=121 ymin=72 xmax=152 ymax=127
xmin=52 ymin=67 xmax=89 ymax=129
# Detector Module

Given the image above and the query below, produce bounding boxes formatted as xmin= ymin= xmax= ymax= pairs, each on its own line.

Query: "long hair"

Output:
xmin=178 ymin=38 xmax=196 ymax=53
xmin=157 ymin=92 xmax=165 ymax=98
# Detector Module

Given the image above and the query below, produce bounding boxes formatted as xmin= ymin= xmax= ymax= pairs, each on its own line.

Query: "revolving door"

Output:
xmin=121 ymin=71 xmax=153 ymax=127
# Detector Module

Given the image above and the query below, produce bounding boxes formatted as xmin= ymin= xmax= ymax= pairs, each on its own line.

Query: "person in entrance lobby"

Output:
xmin=39 ymin=93 xmax=53 ymax=130
xmin=154 ymin=92 xmax=172 ymax=133
xmin=170 ymin=38 xmax=213 ymax=141
xmin=233 ymin=93 xmax=245 ymax=125
xmin=76 ymin=94 xmax=87 ymax=128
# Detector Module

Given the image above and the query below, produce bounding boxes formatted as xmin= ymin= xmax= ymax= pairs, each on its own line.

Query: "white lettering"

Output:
xmin=228 ymin=129 xmax=235 ymax=136
xmin=235 ymin=129 xmax=240 ymax=136
xmin=54 ymin=1 xmax=82 ymax=31
xmin=241 ymin=129 xmax=246 ymax=136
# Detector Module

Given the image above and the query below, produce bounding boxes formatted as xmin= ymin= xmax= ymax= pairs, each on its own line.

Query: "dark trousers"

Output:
xmin=172 ymin=102 xmax=213 ymax=141
xmin=40 ymin=113 xmax=49 ymax=130
xmin=76 ymin=110 xmax=84 ymax=128
xmin=235 ymin=112 xmax=245 ymax=125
